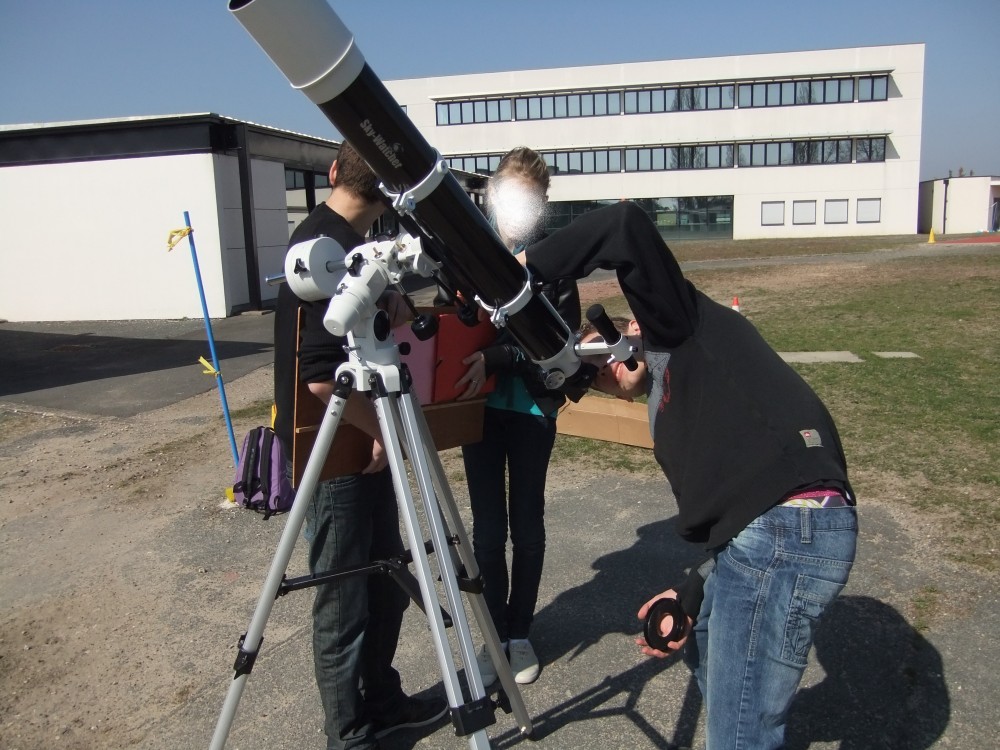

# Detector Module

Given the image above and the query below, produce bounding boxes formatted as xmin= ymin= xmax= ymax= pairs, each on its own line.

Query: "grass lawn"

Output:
xmin=559 ymin=238 xmax=1000 ymax=571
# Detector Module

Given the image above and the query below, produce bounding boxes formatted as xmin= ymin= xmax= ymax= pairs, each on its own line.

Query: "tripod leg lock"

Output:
xmin=234 ymin=632 xmax=264 ymax=678
xmin=450 ymin=695 xmax=496 ymax=737
xmin=455 ymin=569 xmax=484 ymax=595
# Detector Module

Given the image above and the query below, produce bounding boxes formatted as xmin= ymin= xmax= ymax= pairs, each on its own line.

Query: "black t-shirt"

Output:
xmin=273 ymin=204 xmax=365 ymax=453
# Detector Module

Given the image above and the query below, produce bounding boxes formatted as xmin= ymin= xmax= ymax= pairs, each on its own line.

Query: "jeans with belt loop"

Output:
xmin=684 ymin=504 xmax=858 ymax=750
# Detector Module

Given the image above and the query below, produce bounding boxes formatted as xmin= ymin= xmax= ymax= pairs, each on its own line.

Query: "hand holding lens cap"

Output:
xmin=643 ymin=597 xmax=687 ymax=651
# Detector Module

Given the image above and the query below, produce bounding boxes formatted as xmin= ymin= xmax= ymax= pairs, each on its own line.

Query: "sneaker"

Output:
xmin=372 ymin=694 xmax=448 ymax=739
xmin=476 ymin=643 xmax=499 ymax=687
xmin=508 ymin=639 xmax=539 ymax=684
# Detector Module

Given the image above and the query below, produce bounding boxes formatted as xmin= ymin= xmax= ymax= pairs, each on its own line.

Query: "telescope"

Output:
xmin=230 ymin=0 xmax=590 ymax=395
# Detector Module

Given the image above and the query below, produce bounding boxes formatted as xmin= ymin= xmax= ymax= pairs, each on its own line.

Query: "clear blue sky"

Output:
xmin=2 ymin=0 xmax=997 ymax=181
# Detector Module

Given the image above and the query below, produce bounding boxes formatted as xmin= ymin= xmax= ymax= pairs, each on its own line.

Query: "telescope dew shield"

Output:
xmin=229 ymin=0 xmax=570 ymax=366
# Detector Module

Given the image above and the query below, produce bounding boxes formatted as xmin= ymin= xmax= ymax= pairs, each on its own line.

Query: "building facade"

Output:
xmin=0 ymin=114 xmax=344 ymax=322
xmin=386 ymin=44 xmax=925 ymax=241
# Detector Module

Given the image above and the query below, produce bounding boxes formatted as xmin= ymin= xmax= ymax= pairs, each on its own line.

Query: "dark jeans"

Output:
xmin=462 ymin=407 xmax=556 ymax=641
xmin=303 ymin=469 xmax=410 ymax=750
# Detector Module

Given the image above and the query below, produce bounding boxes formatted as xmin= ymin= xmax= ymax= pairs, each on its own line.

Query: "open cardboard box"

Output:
xmin=556 ymin=395 xmax=653 ymax=449
xmin=292 ymin=392 xmax=487 ymax=483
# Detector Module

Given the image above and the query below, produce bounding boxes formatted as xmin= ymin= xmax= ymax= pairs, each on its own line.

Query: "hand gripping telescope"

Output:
xmin=229 ymin=0 xmax=588 ymax=397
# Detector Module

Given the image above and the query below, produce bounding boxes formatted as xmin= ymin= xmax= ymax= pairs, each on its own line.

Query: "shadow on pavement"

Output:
xmin=492 ymin=518 xmax=704 ymax=748
xmin=786 ymin=595 xmax=949 ymax=749
xmin=0 ymin=328 xmax=269 ymax=398
xmin=487 ymin=519 xmax=949 ymax=750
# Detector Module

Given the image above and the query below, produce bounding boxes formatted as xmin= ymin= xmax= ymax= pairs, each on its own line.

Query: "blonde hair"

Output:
xmin=493 ymin=147 xmax=550 ymax=192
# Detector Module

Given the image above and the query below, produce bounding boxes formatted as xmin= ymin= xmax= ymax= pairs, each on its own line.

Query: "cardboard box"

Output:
xmin=396 ymin=309 xmax=496 ymax=404
xmin=556 ymin=395 xmax=654 ymax=449
xmin=293 ymin=395 xmax=486 ymax=484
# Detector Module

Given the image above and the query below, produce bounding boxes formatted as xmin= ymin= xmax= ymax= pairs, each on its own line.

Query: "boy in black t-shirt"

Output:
xmin=273 ymin=142 xmax=445 ymax=749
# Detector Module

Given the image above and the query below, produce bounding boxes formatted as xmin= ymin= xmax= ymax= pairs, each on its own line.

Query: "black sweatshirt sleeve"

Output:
xmin=523 ymin=202 xmax=698 ymax=348
xmin=676 ymin=558 xmax=715 ymax=620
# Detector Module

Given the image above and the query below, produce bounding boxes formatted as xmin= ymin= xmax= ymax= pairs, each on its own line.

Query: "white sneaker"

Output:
xmin=508 ymin=639 xmax=539 ymax=684
xmin=476 ymin=644 xmax=498 ymax=687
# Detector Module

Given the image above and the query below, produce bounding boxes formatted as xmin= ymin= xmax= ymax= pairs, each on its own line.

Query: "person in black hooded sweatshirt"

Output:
xmin=521 ymin=201 xmax=858 ymax=750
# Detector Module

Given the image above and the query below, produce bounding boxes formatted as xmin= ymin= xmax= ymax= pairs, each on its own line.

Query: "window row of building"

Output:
xmin=546 ymin=196 xmax=735 ymax=238
xmin=445 ymin=137 xmax=888 ymax=176
xmin=761 ymin=198 xmax=882 ymax=226
xmin=284 ymin=168 xmax=330 ymax=190
xmin=435 ymin=74 xmax=890 ymax=125
xmin=549 ymin=195 xmax=885 ymax=241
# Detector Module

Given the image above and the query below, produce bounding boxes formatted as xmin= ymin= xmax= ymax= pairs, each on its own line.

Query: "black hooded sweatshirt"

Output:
xmin=525 ymin=202 xmax=852 ymax=615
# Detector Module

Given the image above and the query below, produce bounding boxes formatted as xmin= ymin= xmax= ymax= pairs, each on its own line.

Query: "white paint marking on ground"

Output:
xmin=872 ymin=351 xmax=922 ymax=359
xmin=778 ymin=351 xmax=865 ymax=363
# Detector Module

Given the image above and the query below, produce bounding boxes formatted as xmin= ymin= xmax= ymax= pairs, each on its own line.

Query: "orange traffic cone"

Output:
xmin=731 ymin=296 xmax=741 ymax=313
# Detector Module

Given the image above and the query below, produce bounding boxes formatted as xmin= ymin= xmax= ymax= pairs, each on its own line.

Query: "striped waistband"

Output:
xmin=780 ymin=490 xmax=851 ymax=509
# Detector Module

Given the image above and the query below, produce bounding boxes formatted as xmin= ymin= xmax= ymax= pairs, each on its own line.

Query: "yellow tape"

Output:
xmin=199 ymin=355 xmax=219 ymax=376
xmin=167 ymin=227 xmax=192 ymax=251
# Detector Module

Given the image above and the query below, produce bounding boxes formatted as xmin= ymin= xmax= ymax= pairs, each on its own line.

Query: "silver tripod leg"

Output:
xmin=211 ymin=373 xmax=533 ymax=749
xmin=209 ymin=389 xmax=349 ymax=750
xmin=374 ymin=389 xmax=498 ymax=749
xmin=397 ymin=390 xmax=533 ymax=737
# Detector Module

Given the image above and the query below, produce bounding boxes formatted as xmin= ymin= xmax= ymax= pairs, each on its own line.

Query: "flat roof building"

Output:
xmin=0 ymin=113 xmax=482 ymax=322
xmin=386 ymin=43 xmax=925 ymax=241
xmin=0 ymin=113 xmax=341 ymax=321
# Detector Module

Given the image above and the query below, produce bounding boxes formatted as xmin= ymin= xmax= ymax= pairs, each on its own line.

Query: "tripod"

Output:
xmin=210 ymin=238 xmax=532 ymax=750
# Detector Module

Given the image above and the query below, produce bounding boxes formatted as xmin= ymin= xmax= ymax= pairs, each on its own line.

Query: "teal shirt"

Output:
xmin=485 ymin=242 xmax=553 ymax=418
xmin=486 ymin=369 xmax=551 ymax=417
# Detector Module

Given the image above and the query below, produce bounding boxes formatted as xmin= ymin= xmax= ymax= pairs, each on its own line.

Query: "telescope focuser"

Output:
xmin=586 ymin=304 xmax=639 ymax=372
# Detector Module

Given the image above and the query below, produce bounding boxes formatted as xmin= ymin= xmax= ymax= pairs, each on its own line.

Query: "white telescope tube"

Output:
xmin=229 ymin=0 xmax=364 ymax=105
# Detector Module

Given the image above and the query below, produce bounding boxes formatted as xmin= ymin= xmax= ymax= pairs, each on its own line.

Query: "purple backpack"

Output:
xmin=233 ymin=426 xmax=295 ymax=519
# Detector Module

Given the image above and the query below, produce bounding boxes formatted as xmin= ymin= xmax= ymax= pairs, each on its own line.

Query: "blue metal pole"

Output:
xmin=183 ymin=211 xmax=240 ymax=466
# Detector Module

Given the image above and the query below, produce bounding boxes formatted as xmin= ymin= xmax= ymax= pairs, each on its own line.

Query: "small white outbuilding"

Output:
xmin=917 ymin=175 xmax=1000 ymax=235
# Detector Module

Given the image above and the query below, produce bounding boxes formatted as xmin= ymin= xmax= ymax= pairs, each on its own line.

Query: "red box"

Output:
xmin=396 ymin=310 xmax=497 ymax=404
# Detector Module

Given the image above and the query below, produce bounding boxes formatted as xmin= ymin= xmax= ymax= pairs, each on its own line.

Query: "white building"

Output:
xmin=918 ymin=175 xmax=1000 ymax=235
xmin=386 ymin=43 xmax=925 ymax=241
xmin=0 ymin=114 xmax=340 ymax=322
xmin=0 ymin=113 xmax=487 ymax=322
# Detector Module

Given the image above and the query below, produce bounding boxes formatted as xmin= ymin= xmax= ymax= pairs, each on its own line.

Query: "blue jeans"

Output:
xmin=684 ymin=504 xmax=858 ymax=750
xmin=304 ymin=469 xmax=410 ymax=750
xmin=462 ymin=407 xmax=556 ymax=641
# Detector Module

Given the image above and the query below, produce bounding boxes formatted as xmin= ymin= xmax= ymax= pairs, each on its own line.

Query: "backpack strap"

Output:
xmin=235 ymin=426 xmax=261 ymax=498
xmin=259 ymin=428 xmax=274 ymax=519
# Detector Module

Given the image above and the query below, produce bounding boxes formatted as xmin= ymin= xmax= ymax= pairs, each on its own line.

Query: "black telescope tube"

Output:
xmin=230 ymin=0 xmax=570 ymax=366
